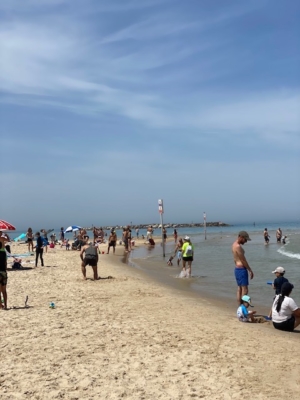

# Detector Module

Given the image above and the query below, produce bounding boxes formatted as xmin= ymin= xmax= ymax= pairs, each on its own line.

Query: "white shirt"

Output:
xmin=272 ymin=295 xmax=298 ymax=323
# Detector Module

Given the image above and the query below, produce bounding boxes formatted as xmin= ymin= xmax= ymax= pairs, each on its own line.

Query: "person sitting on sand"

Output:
xmin=80 ymin=240 xmax=99 ymax=280
xmin=272 ymin=282 xmax=300 ymax=332
xmin=268 ymin=266 xmax=289 ymax=319
xmin=237 ymin=295 xmax=256 ymax=322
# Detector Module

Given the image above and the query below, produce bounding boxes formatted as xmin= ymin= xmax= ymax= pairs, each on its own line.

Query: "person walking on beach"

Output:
xmin=60 ymin=227 xmax=65 ymax=242
xmin=0 ymin=241 xmax=8 ymax=310
xmin=35 ymin=232 xmax=44 ymax=267
xmin=107 ymin=230 xmax=117 ymax=254
xmin=232 ymin=231 xmax=254 ymax=304
xmin=181 ymin=236 xmax=194 ymax=278
xmin=135 ymin=228 xmax=139 ymax=239
xmin=80 ymin=241 xmax=99 ymax=280
xmin=26 ymin=227 xmax=34 ymax=252
xmin=173 ymin=229 xmax=178 ymax=244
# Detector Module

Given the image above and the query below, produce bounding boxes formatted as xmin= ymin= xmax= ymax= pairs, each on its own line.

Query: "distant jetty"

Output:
xmin=83 ymin=222 xmax=231 ymax=230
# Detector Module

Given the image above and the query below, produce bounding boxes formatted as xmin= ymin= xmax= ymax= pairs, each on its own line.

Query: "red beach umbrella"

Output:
xmin=0 ymin=220 xmax=16 ymax=231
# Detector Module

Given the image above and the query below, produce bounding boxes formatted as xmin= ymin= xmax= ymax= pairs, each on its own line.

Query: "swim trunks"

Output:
xmin=234 ymin=267 xmax=249 ymax=286
xmin=0 ymin=271 xmax=8 ymax=286
xmin=109 ymin=241 xmax=116 ymax=247
xmin=177 ymin=250 xmax=182 ymax=260
xmin=83 ymin=257 xmax=97 ymax=267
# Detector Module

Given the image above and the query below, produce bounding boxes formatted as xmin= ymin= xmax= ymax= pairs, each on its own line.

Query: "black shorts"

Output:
xmin=273 ymin=316 xmax=295 ymax=332
xmin=183 ymin=256 xmax=193 ymax=262
xmin=109 ymin=241 xmax=116 ymax=247
xmin=27 ymin=238 xmax=33 ymax=242
xmin=0 ymin=271 xmax=8 ymax=286
xmin=83 ymin=257 xmax=97 ymax=267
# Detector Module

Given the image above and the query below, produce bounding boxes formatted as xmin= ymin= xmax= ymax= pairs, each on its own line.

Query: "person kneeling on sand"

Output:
xmin=80 ymin=240 xmax=99 ymax=280
xmin=237 ymin=295 xmax=257 ymax=322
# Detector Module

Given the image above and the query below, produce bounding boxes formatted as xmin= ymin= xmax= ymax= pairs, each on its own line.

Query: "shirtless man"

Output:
xmin=80 ymin=239 xmax=99 ymax=280
xmin=232 ymin=231 xmax=254 ymax=304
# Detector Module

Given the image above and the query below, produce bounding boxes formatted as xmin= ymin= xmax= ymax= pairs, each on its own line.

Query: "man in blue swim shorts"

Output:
xmin=232 ymin=231 xmax=254 ymax=305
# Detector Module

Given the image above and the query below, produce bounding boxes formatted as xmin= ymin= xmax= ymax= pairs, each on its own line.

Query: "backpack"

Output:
xmin=186 ymin=244 xmax=193 ymax=256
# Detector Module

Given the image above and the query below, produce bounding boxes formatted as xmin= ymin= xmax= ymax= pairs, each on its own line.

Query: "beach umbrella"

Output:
xmin=64 ymin=225 xmax=82 ymax=233
xmin=0 ymin=220 xmax=16 ymax=231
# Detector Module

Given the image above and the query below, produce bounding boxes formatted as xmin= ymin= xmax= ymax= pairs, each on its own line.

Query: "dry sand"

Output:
xmin=1 ymin=240 xmax=300 ymax=399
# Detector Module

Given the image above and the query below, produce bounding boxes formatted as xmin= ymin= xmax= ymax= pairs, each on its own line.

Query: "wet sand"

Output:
xmin=1 ymin=240 xmax=300 ymax=399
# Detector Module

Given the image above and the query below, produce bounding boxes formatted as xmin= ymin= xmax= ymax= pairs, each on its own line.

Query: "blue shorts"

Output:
xmin=234 ymin=267 xmax=249 ymax=286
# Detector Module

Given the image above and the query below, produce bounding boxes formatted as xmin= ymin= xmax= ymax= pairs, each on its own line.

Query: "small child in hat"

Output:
xmin=237 ymin=295 xmax=257 ymax=322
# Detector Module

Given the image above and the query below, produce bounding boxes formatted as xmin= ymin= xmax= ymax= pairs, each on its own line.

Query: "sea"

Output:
xmin=127 ymin=221 xmax=300 ymax=314
xmin=9 ymin=222 xmax=300 ymax=314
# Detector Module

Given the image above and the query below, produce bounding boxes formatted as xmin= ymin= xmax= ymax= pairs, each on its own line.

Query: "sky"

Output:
xmin=0 ymin=0 xmax=299 ymax=230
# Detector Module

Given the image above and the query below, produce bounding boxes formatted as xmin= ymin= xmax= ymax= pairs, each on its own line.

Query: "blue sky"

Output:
xmin=1 ymin=0 xmax=299 ymax=229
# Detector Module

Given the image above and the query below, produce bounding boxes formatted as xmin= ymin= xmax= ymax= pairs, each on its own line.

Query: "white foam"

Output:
xmin=277 ymin=248 xmax=300 ymax=260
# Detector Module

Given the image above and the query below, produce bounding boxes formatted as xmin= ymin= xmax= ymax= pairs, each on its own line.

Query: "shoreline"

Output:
xmin=2 ymin=241 xmax=300 ymax=399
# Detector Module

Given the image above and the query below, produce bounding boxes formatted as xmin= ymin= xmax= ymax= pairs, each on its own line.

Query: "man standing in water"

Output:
xmin=232 ymin=231 xmax=254 ymax=304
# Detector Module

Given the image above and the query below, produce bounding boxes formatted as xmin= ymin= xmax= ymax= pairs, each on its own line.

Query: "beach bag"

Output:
xmin=186 ymin=245 xmax=193 ymax=256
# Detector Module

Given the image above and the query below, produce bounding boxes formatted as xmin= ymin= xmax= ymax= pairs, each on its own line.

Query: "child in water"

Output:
xmin=237 ymin=295 xmax=257 ymax=322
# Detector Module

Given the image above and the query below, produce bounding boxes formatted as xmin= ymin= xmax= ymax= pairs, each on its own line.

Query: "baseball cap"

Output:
xmin=184 ymin=236 xmax=190 ymax=240
xmin=241 ymin=295 xmax=254 ymax=307
xmin=272 ymin=266 xmax=285 ymax=274
xmin=238 ymin=231 xmax=251 ymax=241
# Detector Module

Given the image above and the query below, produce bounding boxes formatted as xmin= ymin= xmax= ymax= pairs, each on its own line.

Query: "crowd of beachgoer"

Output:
xmin=2 ymin=225 xmax=299 ymax=335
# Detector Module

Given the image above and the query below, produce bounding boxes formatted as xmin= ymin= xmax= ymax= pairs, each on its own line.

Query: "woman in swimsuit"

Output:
xmin=174 ymin=238 xmax=184 ymax=266
xmin=26 ymin=227 xmax=34 ymax=252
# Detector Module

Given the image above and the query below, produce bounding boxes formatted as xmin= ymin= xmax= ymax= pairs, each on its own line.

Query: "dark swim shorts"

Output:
xmin=83 ymin=257 xmax=97 ymax=267
xmin=273 ymin=316 xmax=295 ymax=332
xmin=0 ymin=271 xmax=8 ymax=286
xmin=234 ymin=267 xmax=249 ymax=286
xmin=109 ymin=241 xmax=116 ymax=247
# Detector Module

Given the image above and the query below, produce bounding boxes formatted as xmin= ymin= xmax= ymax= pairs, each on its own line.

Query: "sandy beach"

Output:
xmin=1 ymin=240 xmax=300 ymax=400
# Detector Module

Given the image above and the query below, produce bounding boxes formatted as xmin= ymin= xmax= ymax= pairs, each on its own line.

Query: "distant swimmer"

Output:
xmin=264 ymin=228 xmax=270 ymax=245
xmin=232 ymin=231 xmax=254 ymax=304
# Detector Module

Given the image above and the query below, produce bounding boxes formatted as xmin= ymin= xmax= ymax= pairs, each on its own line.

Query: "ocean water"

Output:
xmin=127 ymin=222 xmax=300 ymax=312
xmin=8 ymin=222 xmax=300 ymax=312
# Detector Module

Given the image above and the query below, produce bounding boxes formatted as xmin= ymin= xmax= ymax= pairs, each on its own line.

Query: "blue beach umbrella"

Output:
xmin=64 ymin=225 xmax=82 ymax=233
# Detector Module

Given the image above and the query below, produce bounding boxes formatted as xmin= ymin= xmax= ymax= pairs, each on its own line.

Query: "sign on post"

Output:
xmin=158 ymin=199 xmax=165 ymax=257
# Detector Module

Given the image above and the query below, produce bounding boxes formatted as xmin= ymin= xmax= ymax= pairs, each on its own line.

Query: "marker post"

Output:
xmin=158 ymin=199 xmax=165 ymax=257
